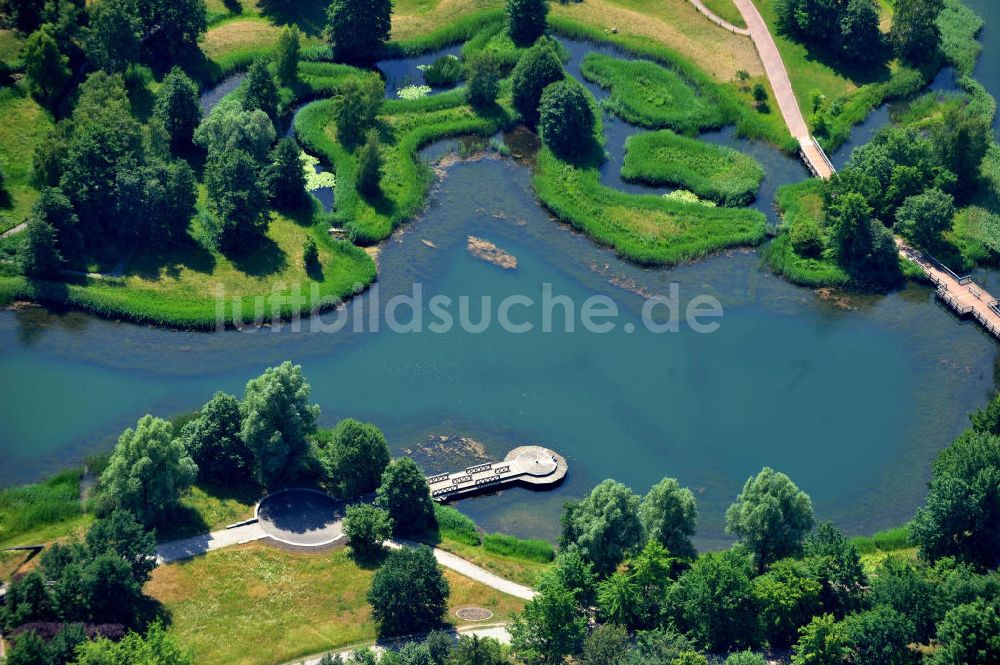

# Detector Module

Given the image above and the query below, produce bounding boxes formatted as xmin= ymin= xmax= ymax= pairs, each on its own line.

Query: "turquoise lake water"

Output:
xmin=0 ymin=26 xmax=998 ymax=545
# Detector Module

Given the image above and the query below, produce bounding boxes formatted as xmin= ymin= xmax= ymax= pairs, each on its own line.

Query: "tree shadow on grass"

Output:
xmin=349 ymin=544 xmax=389 ymax=570
xmin=228 ymin=235 xmax=288 ymax=277
xmin=306 ymin=259 xmax=324 ymax=281
xmin=257 ymin=0 xmax=329 ymax=37
xmin=129 ymin=237 xmax=217 ymax=281
xmin=154 ymin=505 xmax=211 ymax=544
xmin=274 ymin=195 xmax=319 ymax=227
xmin=196 ymin=478 xmax=263 ymax=506
xmin=792 ymin=37 xmax=893 ymax=88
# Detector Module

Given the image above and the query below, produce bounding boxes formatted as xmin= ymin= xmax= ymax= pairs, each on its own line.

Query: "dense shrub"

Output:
xmin=538 ymin=80 xmax=595 ymax=159
xmin=510 ymin=41 xmax=564 ymax=125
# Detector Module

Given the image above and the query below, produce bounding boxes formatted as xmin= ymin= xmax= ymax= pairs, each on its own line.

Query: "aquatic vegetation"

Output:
xmin=580 ymin=52 xmax=728 ymax=133
xmin=398 ymin=84 xmax=433 ymax=99
xmin=623 ymin=130 xmax=765 ymax=206
xmin=664 ymin=190 xmax=717 ymax=207
xmin=300 ymin=151 xmax=336 ymax=191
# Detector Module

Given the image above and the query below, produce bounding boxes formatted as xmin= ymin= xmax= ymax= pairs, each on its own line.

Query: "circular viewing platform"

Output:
xmin=427 ymin=446 xmax=568 ymax=502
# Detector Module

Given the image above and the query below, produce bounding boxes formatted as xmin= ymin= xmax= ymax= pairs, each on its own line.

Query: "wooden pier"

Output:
xmin=427 ymin=446 xmax=568 ymax=502
xmin=898 ymin=239 xmax=1000 ymax=339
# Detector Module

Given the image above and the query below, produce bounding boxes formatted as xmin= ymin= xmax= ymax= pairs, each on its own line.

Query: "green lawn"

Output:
xmin=0 ymin=29 xmax=24 ymax=64
xmin=622 ymin=130 xmax=765 ymax=206
xmin=701 ymin=0 xmax=746 ymax=28
xmin=147 ymin=544 xmax=526 ymax=665
xmin=0 ymin=85 xmax=52 ymax=233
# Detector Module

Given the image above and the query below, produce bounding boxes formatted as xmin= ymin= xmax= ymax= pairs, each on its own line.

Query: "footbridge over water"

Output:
xmin=427 ymin=446 xmax=568 ymax=502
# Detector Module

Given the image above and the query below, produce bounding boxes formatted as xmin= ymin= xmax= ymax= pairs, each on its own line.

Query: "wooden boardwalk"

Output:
xmin=898 ymin=239 xmax=1000 ymax=339
xmin=427 ymin=446 xmax=568 ymax=502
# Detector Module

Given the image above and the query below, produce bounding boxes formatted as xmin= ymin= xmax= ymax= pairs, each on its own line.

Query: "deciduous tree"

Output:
xmin=509 ymin=578 xmax=586 ymax=665
xmin=23 ymin=25 xmax=70 ymax=106
xmin=506 ymin=0 xmax=547 ymax=47
xmin=100 ymin=415 xmax=197 ymax=524
xmin=896 ymin=188 xmax=954 ymax=251
xmin=910 ymin=429 xmax=1000 ymax=568
xmin=344 ymin=503 xmax=393 ymax=558
xmin=177 ymin=391 xmax=251 ymax=482
xmin=276 ymin=25 xmax=301 ymax=87
xmin=240 ymin=361 xmax=320 ymax=485
xmin=326 ymin=0 xmax=391 ymax=62
xmin=538 ymin=80 xmax=595 ymax=159
xmin=324 ymin=418 xmax=391 ymax=497
xmin=243 ymin=58 xmax=280 ymax=123
xmin=726 ymin=467 xmax=815 ymax=567
xmin=560 ymin=479 xmax=644 ymax=575
xmin=367 ymin=546 xmax=448 ymax=635
xmin=511 ymin=41 xmax=563 ymax=126
xmin=154 ymin=67 xmax=202 ymax=151
xmin=376 ymin=457 xmax=436 ymax=536
xmin=640 ymin=476 xmax=697 ymax=560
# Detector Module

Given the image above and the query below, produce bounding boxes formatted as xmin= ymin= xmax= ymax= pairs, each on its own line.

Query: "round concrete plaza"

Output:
xmin=256 ymin=488 xmax=345 ymax=547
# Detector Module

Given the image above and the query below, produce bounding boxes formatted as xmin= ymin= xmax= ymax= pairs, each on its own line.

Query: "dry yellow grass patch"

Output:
xmin=609 ymin=206 xmax=684 ymax=237
xmin=200 ymin=18 xmax=281 ymax=60
xmin=551 ymin=0 xmax=763 ymax=80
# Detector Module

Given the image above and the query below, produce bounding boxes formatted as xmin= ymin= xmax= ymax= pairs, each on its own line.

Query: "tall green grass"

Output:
xmin=621 ymin=130 xmax=765 ymax=206
xmin=482 ymin=533 xmax=555 ymax=563
xmin=0 ymin=470 xmax=84 ymax=546
xmin=433 ymin=504 xmax=482 ymax=546
xmin=851 ymin=526 xmax=913 ymax=555
xmin=580 ymin=53 xmax=728 ymax=134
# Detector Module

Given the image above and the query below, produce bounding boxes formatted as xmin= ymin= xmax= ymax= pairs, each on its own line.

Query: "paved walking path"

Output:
xmin=286 ymin=624 xmax=511 ymax=665
xmin=0 ymin=222 xmax=26 ymax=239
xmin=897 ymin=239 xmax=1000 ymax=339
xmin=687 ymin=0 xmax=751 ymax=35
xmin=155 ymin=522 xmax=268 ymax=564
xmin=729 ymin=0 xmax=835 ymax=178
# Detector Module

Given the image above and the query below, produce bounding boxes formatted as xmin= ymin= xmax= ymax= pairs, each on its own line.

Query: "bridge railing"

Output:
xmin=927 ymin=253 xmax=973 ymax=285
